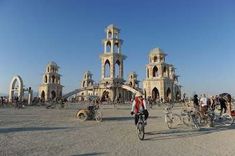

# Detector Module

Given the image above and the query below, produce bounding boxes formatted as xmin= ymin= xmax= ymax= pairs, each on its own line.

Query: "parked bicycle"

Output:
xmin=181 ymin=108 xmax=200 ymax=129
xmin=164 ymin=104 xmax=181 ymax=129
xmin=196 ymin=107 xmax=215 ymax=127
xmin=214 ymin=112 xmax=235 ymax=126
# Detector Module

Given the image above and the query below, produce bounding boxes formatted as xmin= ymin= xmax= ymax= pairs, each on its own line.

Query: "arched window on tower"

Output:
xmin=114 ymin=32 xmax=118 ymax=39
xmin=166 ymin=88 xmax=171 ymax=101
xmin=104 ymin=60 xmax=111 ymax=78
xmin=47 ymin=67 xmax=50 ymax=72
xmin=114 ymin=42 xmax=119 ymax=53
xmin=44 ymin=75 xmax=48 ymax=83
xmin=153 ymin=56 xmax=158 ymax=62
xmin=153 ymin=66 xmax=158 ymax=77
xmin=115 ymin=60 xmax=121 ymax=78
xmin=163 ymin=66 xmax=167 ymax=77
xmin=106 ymin=41 xmax=111 ymax=53
xmin=58 ymin=77 xmax=60 ymax=84
xmin=83 ymin=81 xmax=86 ymax=88
xmin=108 ymin=31 xmax=112 ymax=39
xmin=52 ymin=75 xmax=55 ymax=83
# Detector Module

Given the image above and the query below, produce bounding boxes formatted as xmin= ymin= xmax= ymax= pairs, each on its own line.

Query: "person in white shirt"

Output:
xmin=131 ymin=93 xmax=149 ymax=125
xmin=200 ymin=94 xmax=208 ymax=119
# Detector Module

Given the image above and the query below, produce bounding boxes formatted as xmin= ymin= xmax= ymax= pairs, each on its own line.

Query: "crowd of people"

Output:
xmin=193 ymin=93 xmax=234 ymax=119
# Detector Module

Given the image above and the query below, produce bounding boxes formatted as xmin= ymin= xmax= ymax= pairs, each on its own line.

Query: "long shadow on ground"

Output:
xmin=103 ymin=115 xmax=159 ymax=122
xmin=72 ymin=152 xmax=106 ymax=156
xmin=145 ymin=124 xmax=235 ymax=141
xmin=0 ymin=127 xmax=69 ymax=134
xmin=102 ymin=116 xmax=133 ymax=121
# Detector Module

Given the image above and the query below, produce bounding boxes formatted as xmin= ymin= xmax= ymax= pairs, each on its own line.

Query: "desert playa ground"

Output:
xmin=0 ymin=104 xmax=235 ymax=156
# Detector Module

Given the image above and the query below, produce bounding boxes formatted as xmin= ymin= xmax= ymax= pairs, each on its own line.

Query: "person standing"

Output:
xmin=193 ymin=94 xmax=199 ymax=111
xmin=200 ymin=94 xmax=208 ymax=119
xmin=0 ymin=96 xmax=3 ymax=107
xmin=219 ymin=96 xmax=227 ymax=117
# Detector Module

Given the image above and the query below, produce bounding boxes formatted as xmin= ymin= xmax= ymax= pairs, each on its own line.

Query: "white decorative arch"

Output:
xmin=62 ymin=88 xmax=86 ymax=99
xmin=121 ymin=85 xmax=142 ymax=95
xmin=9 ymin=75 xmax=24 ymax=102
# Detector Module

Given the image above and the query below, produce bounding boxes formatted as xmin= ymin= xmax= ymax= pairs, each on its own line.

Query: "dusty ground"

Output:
xmin=0 ymin=103 xmax=235 ymax=156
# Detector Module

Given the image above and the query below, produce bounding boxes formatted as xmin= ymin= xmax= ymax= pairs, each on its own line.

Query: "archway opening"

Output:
xmin=114 ymin=42 xmax=119 ymax=53
xmin=130 ymin=82 xmax=133 ymax=86
xmin=153 ymin=56 xmax=157 ymax=62
xmin=12 ymin=80 xmax=20 ymax=97
xmin=104 ymin=60 xmax=111 ymax=78
xmin=9 ymin=76 xmax=24 ymax=102
xmin=51 ymin=90 xmax=56 ymax=100
xmin=153 ymin=66 xmax=158 ymax=77
xmin=83 ymin=81 xmax=86 ymax=88
xmin=114 ymin=32 xmax=118 ymax=38
xmin=152 ymin=87 xmax=159 ymax=101
xmin=176 ymin=91 xmax=180 ymax=101
xmin=166 ymin=88 xmax=171 ymax=101
xmin=52 ymin=75 xmax=55 ymax=83
xmin=101 ymin=90 xmax=110 ymax=102
xmin=106 ymin=41 xmax=111 ymax=52
xmin=44 ymin=76 xmax=48 ymax=83
xmin=41 ymin=91 xmax=45 ymax=100
xmin=163 ymin=66 xmax=167 ymax=77
xmin=115 ymin=60 xmax=121 ymax=78
xmin=108 ymin=31 xmax=112 ymax=39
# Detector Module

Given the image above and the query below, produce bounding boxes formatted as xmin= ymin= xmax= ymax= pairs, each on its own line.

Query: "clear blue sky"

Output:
xmin=0 ymin=0 xmax=235 ymax=97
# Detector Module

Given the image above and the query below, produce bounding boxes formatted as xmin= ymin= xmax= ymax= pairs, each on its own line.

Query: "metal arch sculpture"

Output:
xmin=9 ymin=75 xmax=24 ymax=102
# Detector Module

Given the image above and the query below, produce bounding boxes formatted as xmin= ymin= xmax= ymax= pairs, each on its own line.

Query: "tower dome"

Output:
xmin=149 ymin=48 xmax=167 ymax=63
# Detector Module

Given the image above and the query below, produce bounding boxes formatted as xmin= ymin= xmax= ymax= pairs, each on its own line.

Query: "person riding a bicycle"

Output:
xmin=130 ymin=93 xmax=149 ymax=125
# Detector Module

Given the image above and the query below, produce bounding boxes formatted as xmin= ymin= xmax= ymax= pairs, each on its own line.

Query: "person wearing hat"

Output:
xmin=131 ymin=92 xmax=149 ymax=125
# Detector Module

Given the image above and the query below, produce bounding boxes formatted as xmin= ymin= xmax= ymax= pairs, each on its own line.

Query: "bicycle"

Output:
xmin=136 ymin=112 xmax=146 ymax=140
xmin=181 ymin=108 xmax=200 ymax=129
xmin=197 ymin=107 xmax=215 ymax=127
xmin=214 ymin=113 xmax=234 ymax=126
xmin=164 ymin=105 xmax=181 ymax=129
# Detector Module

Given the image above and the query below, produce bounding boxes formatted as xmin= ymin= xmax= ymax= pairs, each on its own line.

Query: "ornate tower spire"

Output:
xmin=103 ymin=24 xmax=123 ymax=54
xmin=100 ymin=24 xmax=126 ymax=85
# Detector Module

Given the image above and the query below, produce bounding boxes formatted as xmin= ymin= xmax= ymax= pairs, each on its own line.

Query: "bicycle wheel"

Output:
xmin=76 ymin=111 xmax=88 ymax=121
xmin=182 ymin=115 xmax=191 ymax=126
xmin=95 ymin=111 xmax=102 ymax=122
xmin=165 ymin=114 xmax=173 ymax=129
xmin=223 ymin=114 xmax=234 ymax=126
xmin=181 ymin=112 xmax=190 ymax=126
xmin=167 ymin=114 xmax=181 ymax=129
xmin=191 ymin=115 xmax=200 ymax=129
xmin=137 ymin=123 xmax=145 ymax=140
xmin=172 ymin=114 xmax=181 ymax=127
